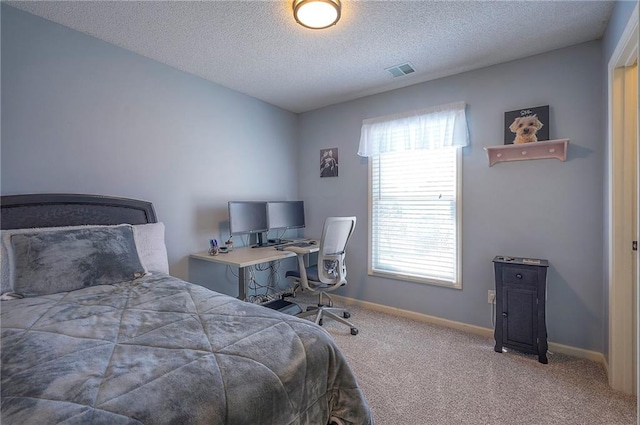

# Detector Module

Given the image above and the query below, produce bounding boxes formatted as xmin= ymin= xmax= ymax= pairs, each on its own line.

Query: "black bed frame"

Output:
xmin=0 ymin=193 xmax=157 ymax=230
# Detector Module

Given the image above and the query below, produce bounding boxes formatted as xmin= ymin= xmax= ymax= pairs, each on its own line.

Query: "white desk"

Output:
xmin=190 ymin=241 xmax=319 ymax=300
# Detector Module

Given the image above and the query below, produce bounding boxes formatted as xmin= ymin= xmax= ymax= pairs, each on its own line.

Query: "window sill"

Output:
xmin=369 ymin=269 xmax=462 ymax=289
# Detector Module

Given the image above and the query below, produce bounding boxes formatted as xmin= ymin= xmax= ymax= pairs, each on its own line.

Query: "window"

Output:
xmin=358 ymin=102 xmax=468 ymax=288
xmin=370 ymin=148 xmax=461 ymax=287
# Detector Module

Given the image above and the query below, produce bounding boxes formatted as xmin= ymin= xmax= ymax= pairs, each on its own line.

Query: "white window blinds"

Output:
xmin=360 ymin=102 xmax=467 ymax=288
xmin=370 ymin=149 xmax=460 ymax=286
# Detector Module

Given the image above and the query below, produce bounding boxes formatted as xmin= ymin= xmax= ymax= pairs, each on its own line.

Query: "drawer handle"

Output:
xmin=516 ymin=273 xmax=523 ymax=279
xmin=502 ymin=312 xmax=508 ymax=317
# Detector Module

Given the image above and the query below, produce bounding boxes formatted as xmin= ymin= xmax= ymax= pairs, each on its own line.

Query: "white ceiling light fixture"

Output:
xmin=293 ymin=0 xmax=341 ymax=30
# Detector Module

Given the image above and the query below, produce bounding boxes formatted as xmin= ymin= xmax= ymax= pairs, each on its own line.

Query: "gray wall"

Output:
xmin=2 ymin=3 xmax=628 ymax=353
xmin=599 ymin=0 xmax=637 ymax=363
xmin=1 ymin=5 xmax=299 ymax=291
xmin=298 ymin=42 xmax=605 ymax=351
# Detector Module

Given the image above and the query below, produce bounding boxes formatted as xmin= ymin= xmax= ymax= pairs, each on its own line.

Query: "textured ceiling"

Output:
xmin=8 ymin=1 xmax=615 ymax=113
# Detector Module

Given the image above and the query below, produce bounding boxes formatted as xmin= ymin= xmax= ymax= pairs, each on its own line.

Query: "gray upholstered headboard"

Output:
xmin=1 ymin=194 xmax=157 ymax=230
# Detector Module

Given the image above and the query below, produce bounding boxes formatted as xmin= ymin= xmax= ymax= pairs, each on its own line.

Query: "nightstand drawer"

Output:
xmin=502 ymin=267 xmax=537 ymax=285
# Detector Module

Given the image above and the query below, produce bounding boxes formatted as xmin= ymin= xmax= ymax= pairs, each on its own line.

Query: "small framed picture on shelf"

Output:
xmin=320 ymin=148 xmax=338 ymax=178
xmin=504 ymin=105 xmax=549 ymax=145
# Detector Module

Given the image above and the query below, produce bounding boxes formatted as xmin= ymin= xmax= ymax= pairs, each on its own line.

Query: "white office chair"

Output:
xmin=285 ymin=216 xmax=358 ymax=335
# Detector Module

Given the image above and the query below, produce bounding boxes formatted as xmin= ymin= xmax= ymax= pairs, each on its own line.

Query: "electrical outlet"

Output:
xmin=488 ymin=290 xmax=496 ymax=304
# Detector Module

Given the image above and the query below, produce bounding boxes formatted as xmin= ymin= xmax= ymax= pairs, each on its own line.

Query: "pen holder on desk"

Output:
xmin=209 ymin=238 xmax=220 ymax=256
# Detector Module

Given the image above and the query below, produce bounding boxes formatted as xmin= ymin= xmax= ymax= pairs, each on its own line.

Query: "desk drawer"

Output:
xmin=502 ymin=267 xmax=537 ymax=285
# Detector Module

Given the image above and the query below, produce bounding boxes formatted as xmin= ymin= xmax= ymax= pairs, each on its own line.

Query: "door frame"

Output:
xmin=607 ymin=3 xmax=638 ymax=395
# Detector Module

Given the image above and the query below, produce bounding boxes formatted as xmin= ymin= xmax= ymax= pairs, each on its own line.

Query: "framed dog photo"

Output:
xmin=504 ymin=105 xmax=549 ymax=145
xmin=320 ymin=148 xmax=339 ymax=178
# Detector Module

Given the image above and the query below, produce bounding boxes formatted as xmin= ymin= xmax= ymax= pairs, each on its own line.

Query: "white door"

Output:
xmin=622 ymin=63 xmax=637 ymax=397
xmin=607 ymin=7 xmax=638 ymax=396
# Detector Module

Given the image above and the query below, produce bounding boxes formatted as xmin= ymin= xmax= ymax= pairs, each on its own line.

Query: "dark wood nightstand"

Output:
xmin=493 ymin=256 xmax=550 ymax=364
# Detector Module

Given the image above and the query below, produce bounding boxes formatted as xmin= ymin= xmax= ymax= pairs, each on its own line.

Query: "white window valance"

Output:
xmin=357 ymin=101 xmax=469 ymax=157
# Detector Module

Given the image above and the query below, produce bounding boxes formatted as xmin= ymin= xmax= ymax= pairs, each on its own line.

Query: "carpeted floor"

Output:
xmin=291 ymin=292 xmax=637 ymax=425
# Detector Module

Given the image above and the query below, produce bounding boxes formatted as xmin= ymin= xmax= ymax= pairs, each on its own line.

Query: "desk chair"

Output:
xmin=285 ymin=216 xmax=358 ymax=335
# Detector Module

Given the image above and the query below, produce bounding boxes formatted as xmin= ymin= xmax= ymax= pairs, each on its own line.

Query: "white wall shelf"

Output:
xmin=484 ymin=139 xmax=569 ymax=167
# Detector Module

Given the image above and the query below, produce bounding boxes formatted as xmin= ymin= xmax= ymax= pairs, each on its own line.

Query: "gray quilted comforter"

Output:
xmin=1 ymin=274 xmax=373 ymax=425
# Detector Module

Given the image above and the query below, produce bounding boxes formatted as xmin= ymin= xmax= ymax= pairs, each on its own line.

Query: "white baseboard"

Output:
xmin=333 ymin=294 xmax=606 ymax=365
xmin=546 ymin=341 xmax=605 ymax=364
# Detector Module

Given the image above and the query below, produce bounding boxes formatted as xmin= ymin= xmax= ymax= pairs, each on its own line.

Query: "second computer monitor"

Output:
xmin=267 ymin=201 xmax=305 ymax=231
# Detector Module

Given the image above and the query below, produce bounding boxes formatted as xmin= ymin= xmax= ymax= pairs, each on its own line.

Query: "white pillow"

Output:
xmin=132 ymin=223 xmax=169 ymax=275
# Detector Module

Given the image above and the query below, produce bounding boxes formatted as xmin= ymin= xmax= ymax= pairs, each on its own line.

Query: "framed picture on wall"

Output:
xmin=504 ymin=105 xmax=549 ymax=145
xmin=320 ymin=148 xmax=339 ymax=178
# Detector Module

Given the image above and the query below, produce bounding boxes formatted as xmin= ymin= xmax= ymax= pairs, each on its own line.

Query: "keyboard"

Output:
xmin=289 ymin=242 xmax=312 ymax=248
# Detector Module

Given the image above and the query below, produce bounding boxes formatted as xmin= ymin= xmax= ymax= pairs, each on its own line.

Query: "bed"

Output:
xmin=0 ymin=193 xmax=374 ymax=425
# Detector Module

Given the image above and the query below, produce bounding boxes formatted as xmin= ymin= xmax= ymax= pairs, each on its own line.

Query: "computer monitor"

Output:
xmin=228 ymin=201 xmax=270 ymax=247
xmin=267 ymin=201 xmax=305 ymax=231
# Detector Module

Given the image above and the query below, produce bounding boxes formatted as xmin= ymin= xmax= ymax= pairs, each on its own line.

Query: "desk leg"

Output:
xmin=238 ymin=266 xmax=247 ymax=301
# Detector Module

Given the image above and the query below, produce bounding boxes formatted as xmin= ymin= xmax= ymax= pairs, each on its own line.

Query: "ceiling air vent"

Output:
xmin=385 ymin=62 xmax=416 ymax=78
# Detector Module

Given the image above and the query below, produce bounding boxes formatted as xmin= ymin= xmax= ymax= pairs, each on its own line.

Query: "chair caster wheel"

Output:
xmin=343 ymin=312 xmax=350 ymax=319
xmin=318 ymin=319 xmax=323 ymax=326
xmin=350 ymin=328 xmax=358 ymax=335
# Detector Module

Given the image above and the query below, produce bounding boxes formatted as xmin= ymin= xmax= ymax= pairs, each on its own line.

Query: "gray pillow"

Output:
xmin=11 ymin=226 xmax=145 ymax=297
